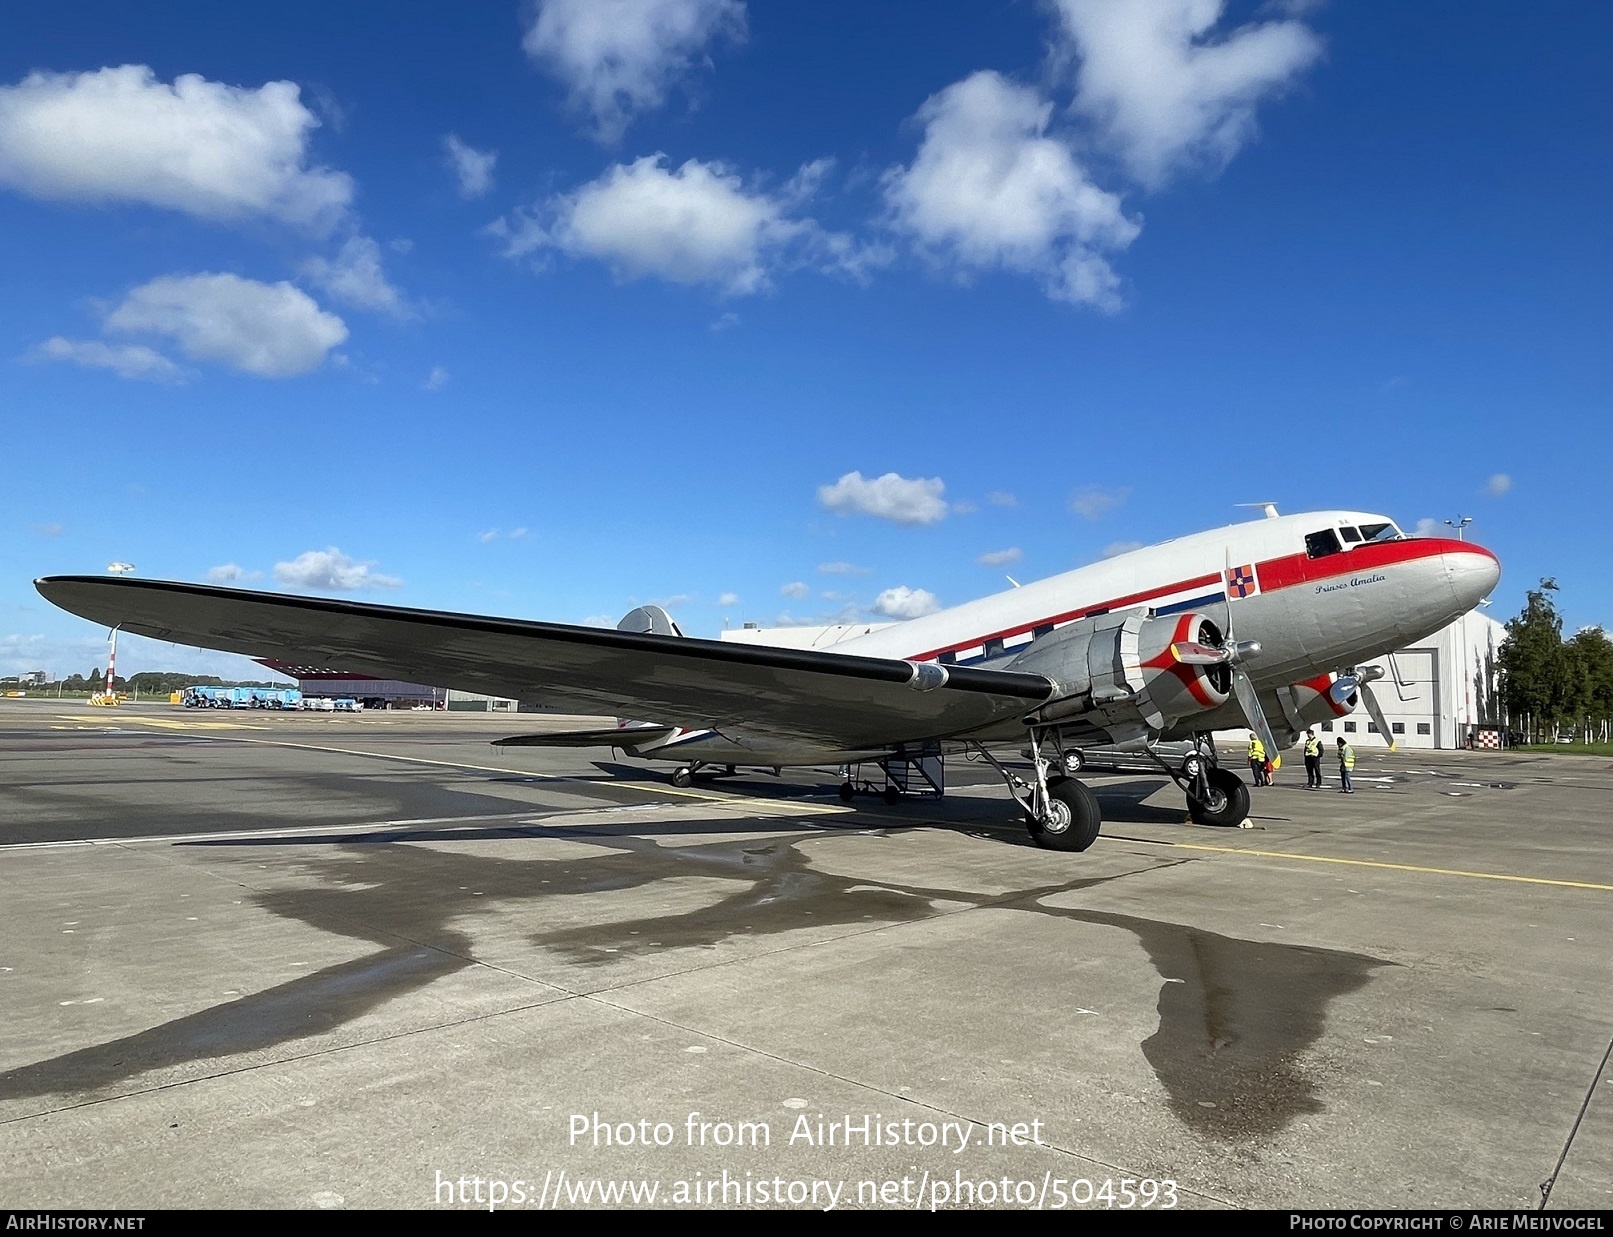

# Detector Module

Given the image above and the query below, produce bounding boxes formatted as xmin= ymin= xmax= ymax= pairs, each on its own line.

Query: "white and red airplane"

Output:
xmin=36 ymin=508 xmax=1499 ymax=852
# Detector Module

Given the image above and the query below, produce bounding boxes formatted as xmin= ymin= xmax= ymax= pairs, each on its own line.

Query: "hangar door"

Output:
xmin=1327 ymin=648 xmax=1441 ymax=749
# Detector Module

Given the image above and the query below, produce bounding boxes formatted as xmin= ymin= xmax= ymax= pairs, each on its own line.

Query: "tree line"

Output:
xmin=8 ymin=672 xmax=287 ymax=696
xmin=1497 ymin=579 xmax=1613 ymax=743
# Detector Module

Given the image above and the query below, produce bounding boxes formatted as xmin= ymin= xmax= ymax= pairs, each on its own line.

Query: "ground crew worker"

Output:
xmin=1248 ymin=732 xmax=1268 ymax=786
xmin=1337 ymin=737 xmax=1356 ymax=793
xmin=1303 ymin=729 xmax=1324 ymax=789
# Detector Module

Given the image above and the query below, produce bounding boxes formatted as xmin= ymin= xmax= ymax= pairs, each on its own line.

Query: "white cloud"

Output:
xmin=818 ymin=471 xmax=948 ymax=526
xmin=425 ymin=366 xmax=450 ymax=392
xmin=300 ymin=236 xmax=410 ymax=318
xmin=273 ymin=547 xmax=401 ymax=592
xmin=884 ymin=70 xmax=1139 ymax=310
xmin=818 ymin=561 xmax=870 ymax=575
xmin=1051 ymin=0 xmax=1324 ymax=187
xmin=0 ymin=629 xmax=291 ymax=682
xmin=478 ymin=530 xmax=500 ymax=544
xmin=206 ymin=564 xmax=262 ymax=584
xmin=978 ymin=547 xmax=1023 ymax=566
xmin=495 ymin=155 xmax=864 ymax=295
xmin=443 ymin=134 xmax=496 ymax=198
xmin=523 ymin=0 xmax=746 ymax=142
xmin=1412 ymin=518 xmax=1442 ymax=538
xmin=1101 ymin=540 xmax=1143 ymax=557
xmin=779 ymin=581 xmax=811 ymax=600
xmin=717 ymin=592 xmax=739 ymax=607
xmin=30 ymin=336 xmax=184 ymax=383
xmin=0 ymin=65 xmax=352 ymax=229
xmin=987 ymin=490 xmax=1018 ymax=507
xmin=1069 ymin=485 xmax=1131 ymax=519
xmin=32 ymin=523 xmax=63 ymax=537
xmin=105 ymin=273 xmax=348 ymax=378
xmin=1486 ymin=473 xmax=1512 ymax=497
xmin=874 ymin=586 xmax=941 ymax=619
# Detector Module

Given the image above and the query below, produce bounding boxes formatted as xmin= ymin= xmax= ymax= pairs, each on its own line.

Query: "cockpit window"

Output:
xmin=1305 ymin=529 xmax=1343 ymax=558
xmin=1339 ymin=525 xmax=1363 ymax=543
xmin=1359 ymin=522 xmax=1400 ymax=542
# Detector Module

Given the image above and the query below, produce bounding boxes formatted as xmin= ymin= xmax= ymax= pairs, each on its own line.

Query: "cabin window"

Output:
xmin=1305 ymin=529 xmax=1343 ymax=558
xmin=1033 ymin=624 xmax=1053 ymax=639
xmin=1340 ymin=525 xmax=1363 ymax=543
xmin=938 ymin=651 xmax=956 ymax=666
xmin=982 ymin=638 xmax=1004 ymax=658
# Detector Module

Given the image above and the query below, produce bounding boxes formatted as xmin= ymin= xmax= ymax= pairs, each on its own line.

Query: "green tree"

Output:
xmin=1497 ymin=579 xmax=1567 ymax=741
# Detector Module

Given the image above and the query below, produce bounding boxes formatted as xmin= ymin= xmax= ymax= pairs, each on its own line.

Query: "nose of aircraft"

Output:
xmin=1444 ymin=542 xmax=1501 ymax=611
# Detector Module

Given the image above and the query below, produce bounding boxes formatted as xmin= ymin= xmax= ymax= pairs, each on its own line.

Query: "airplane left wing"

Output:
xmin=35 ymin=577 xmax=1055 ymax=752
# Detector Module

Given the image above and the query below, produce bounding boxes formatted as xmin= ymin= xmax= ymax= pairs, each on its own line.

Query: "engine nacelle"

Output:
xmin=1006 ymin=608 xmax=1231 ymax=740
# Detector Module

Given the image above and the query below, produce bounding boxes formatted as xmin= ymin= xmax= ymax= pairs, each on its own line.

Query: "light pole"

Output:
xmin=1443 ymin=516 xmax=1472 ymax=541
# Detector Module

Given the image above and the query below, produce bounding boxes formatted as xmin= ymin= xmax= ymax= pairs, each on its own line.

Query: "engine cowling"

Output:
xmin=1006 ymin=609 xmax=1231 ymax=741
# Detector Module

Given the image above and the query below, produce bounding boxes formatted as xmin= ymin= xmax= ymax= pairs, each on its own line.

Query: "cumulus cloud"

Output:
xmin=818 ymin=561 xmax=870 ymax=575
xmin=987 ymin=490 xmax=1018 ymax=507
xmin=105 ymin=273 xmax=348 ymax=378
xmin=299 ymin=235 xmax=410 ymax=318
xmin=30 ymin=336 xmax=185 ymax=383
xmin=874 ymin=586 xmax=941 ymax=619
xmin=779 ymin=581 xmax=811 ymax=599
xmin=717 ymin=592 xmax=739 ymax=607
xmin=523 ymin=0 xmax=746 ymax=142
xmin=1412 ymin=518 xmax=1442 ymax=538
xmin=206 ymin=564 xmax=262 ymax=584
xmin=884 ymin=71 xmax=1139 ymax=310
xmin=274 ymin=547 xmax=401 ymax=592
xmin=494 ymin=154 xmax=868 ymax=295
xmin=817 ymin=471 xmax=948 ymax=526
xmin=1069 ymin=485 xmax=1130 ymax=519
xmin=0 ymin=65 xmax=352 ymax=229
xmin=1486 ymin=473 xmax=1512 ymax=497
xmin=443 ymin=134 xmax=496 ymax=198
xmin=978 ymin=547 xmax=1023 ymax=566
xmin=1050 ymin=0 xmax=1324 ymax=187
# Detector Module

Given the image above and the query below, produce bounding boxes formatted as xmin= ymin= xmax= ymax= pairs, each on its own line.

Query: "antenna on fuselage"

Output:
xmin=1236 ymin=502 xmax=1281 ymax=519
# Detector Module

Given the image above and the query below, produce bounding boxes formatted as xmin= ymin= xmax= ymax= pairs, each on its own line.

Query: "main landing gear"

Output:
xmin=1151 ymin=742 xmax=1250 ymax=827
xmin=969 ymin=731 xmax=1101 ymax=852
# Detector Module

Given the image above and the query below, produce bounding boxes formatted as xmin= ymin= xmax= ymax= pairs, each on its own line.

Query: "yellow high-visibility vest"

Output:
xmin=1339 ymin=744 xmax=1356 ymax=769
xmin=1248 ymin=738 xmax=1266 ymax=760
xmin=1304 ymin=737 xmax=1322 ymax=757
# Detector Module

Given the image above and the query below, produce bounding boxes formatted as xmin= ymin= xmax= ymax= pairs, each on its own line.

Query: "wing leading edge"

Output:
xmin=35 ymin=576 xmax=1055 ymax=751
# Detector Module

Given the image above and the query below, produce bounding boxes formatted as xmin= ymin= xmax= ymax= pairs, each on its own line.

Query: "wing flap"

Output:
xmin=36 ymin=577 xmax=1054 ymax=750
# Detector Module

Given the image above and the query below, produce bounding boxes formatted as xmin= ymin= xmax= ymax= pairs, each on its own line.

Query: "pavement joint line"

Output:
xmin=1123 ymin=839 xmax=1613 ymax=891
xmin=570 ymin=987 xmax=1235 ymax=1208
xmin=49 ymin=716 xmax=855 ymax=817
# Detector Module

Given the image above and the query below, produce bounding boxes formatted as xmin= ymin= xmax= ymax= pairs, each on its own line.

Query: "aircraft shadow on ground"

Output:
xmin=0 ymin=804 xmax=1389 ymax=1142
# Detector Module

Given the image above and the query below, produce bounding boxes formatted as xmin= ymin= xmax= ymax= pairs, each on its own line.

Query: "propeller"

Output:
xmin=1218 ymin=547 xmax=1281 ymax=759
xmin=1331 ymin=665 xmax=1398 ymax=751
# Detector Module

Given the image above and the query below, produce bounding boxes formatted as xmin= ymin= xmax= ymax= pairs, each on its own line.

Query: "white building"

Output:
xmin=1315 ymin=607 xmax=1507 ymax=750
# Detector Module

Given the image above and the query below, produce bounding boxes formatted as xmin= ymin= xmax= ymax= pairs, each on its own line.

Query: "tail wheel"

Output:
xmin=1032 ymin=778 xmax=1102 ymax=852
xmin=1188 ymin=767 xmax=1250 ymax=827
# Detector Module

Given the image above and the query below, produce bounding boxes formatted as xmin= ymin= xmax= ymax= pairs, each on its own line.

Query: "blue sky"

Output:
xmin=3 ymin=1 xmax=1609 ymax=680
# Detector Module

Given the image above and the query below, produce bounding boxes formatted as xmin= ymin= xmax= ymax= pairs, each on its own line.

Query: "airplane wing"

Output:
xmin=35 ymin=577 xmax=1055 ymax=752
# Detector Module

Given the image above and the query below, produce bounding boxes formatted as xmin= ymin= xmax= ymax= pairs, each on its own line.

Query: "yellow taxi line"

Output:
xmin=1157 ymin=841 xmax=1613 ymax=891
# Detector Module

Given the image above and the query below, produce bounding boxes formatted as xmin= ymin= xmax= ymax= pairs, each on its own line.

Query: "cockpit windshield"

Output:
xmin=1358 ymin=521 xmax=1401 ymax=542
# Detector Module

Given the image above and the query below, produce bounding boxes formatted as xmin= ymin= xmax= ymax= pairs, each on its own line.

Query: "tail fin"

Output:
xmin=617 ymin=604 xmax=684 ymax=638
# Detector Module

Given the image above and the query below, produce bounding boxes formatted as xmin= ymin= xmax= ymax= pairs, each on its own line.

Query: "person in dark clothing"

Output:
xmin=1303 ymin=729 xmax=1324 ymax=789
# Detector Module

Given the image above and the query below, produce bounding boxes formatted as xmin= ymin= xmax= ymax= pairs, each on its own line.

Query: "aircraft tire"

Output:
xmin=1033 ymin=778 xmax=1101 ymax=852
xmin=671 ymin=766 xmax=694 ymax=788
xmin=882 ymin=785 xmax=902 ymax=806
xmin=1188 ymin=768 xmax=1250 ymax=827
xmin=838 ymin=782 xmax=855 ymax=803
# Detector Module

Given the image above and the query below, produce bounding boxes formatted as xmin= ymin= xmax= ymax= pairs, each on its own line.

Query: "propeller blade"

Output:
xmin=1231 ymin=665 xmax=1280 ymax=760
xmin=1330 ymin=675 xmax=1359 ymax=706
xmin=1359 ymin=680 xmax=1398 ymax=752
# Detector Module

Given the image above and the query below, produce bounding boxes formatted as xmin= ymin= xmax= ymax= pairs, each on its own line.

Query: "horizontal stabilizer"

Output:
xmin=493 ymin=726 xmax=675 ymax=749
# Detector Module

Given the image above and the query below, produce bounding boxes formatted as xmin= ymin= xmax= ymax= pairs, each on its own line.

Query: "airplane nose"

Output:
xmin=1445 ymin=543 xmax=1501 ymax=611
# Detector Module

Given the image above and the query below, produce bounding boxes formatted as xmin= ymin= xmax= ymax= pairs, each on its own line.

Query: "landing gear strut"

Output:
xmin=1146 ymin=739 xmax=1250 ymax=827
xmin=969 ymin=730 xmax=1102 ymax=852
